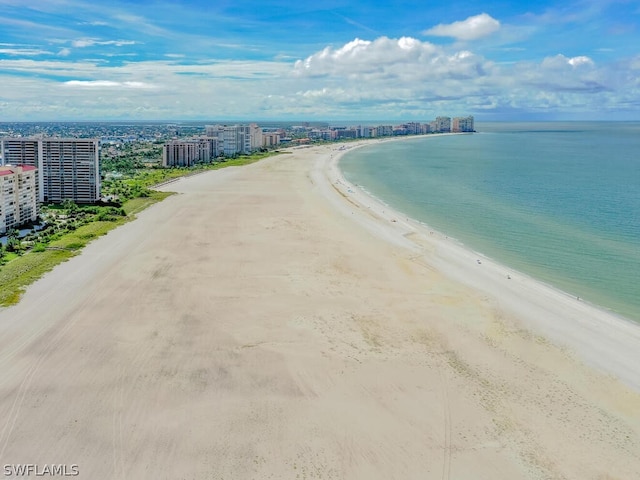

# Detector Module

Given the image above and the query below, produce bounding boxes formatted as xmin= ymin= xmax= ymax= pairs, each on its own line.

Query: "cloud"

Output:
xmin=288 ymin=34 xmax=640 ymax=118
xmin=295 ymin=36 xmax=439 ymax=76
xmin=0 ymin=47 xmax=52 ymax=56
xmin=0 ymin=30 xmax=638 ymax=121
xmin=294 ymin=36 xmax=489 ymax=81
xmin=540 ymin=54 xmax=595 ymax=71
xmin=424 ymin=13 xmax=501 ymax=41
xmin=515 ymin=54 xmax=607 ymax=94
xmin=567 ymin=56 xmax=594 ymax=67
xmin=72 ymin=38 xmax=137 ymax=48
xmin=62 ymin=80 xmax=158 ymax=89
xmin=57 ymin=47 xmax=71 ymax=57
xmin=79 ymin=21 xmax=109 ymax=26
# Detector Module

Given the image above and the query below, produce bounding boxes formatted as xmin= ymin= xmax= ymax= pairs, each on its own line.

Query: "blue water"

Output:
xmin=340 ymin=122 xmax=640 ymax=322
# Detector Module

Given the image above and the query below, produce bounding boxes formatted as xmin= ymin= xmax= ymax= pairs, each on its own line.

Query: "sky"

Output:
xmin=0 ymin=0 xmax=639 ymax=121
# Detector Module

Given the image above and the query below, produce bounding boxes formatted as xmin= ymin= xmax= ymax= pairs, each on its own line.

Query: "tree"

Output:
xmin=62 ymin=199 xmax=78 ymax=215
xmin=6 ymin=229 xmax=21 ymax=253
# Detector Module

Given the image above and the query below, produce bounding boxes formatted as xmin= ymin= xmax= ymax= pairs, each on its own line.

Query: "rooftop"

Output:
xmin=0 ymin=164 xmax=37 ymax=176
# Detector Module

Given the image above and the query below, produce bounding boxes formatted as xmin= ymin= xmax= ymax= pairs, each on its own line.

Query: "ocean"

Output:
xmin=340 ymin=122 xmax=640 ymax=322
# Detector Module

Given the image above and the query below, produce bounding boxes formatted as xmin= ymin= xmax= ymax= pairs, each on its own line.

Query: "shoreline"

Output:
xmin=337 ymin=134 xmax=639 ymax=322
xmin=321 ymin=138 xmax=640 ymax=391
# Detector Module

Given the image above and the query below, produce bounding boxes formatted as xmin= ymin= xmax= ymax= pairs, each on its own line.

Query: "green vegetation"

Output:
xmin=101 ymin=142 xmax=163 ymax=173
xmin=0 ymin=248 xmax=75 ymax=306
xmin=123 ymin=191 xmax=174 ymax=216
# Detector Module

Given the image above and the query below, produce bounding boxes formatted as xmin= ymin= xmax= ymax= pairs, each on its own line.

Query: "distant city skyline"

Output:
xmin=1 ymin=0 xmax=639 ymax=121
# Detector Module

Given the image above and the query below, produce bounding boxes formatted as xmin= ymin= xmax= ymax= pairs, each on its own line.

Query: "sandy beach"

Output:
xmin=1 ymin=141 xmax=639 ymax=479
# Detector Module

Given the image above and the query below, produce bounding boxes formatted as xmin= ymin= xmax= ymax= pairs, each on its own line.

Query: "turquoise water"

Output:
xmin=340 ymin=122 xmax=640 ymax=322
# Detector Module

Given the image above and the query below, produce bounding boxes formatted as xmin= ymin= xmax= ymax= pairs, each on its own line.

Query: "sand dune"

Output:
xmin=0 ymin=143 xmax=639 ymax=479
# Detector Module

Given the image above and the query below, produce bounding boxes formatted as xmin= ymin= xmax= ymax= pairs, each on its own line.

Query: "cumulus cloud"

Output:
xmin=294 ymin=36 xmax=490 ymax=82
xmin=288 ymin=34 xmax=640 ymax=118
xmin=567 ymin=56 xmax=595 ymax=67
xmin=516 ymin=54 xmax=606 ymax=94
xmin=288 ymin=35 xmax=506 ymax=117
xmin=424 ymin=13 xmax=500 ymax=41
xmin=541 ymin=54 xmax=595 ymax=69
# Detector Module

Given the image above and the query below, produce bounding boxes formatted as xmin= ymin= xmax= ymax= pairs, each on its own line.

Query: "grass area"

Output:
xmin=123 ymin=191 xmax=174 ymax=216
xmin=0 ymin=249 xmax=75 ymax=306
xmin=47 ymin=220 xmax=126 ymax=250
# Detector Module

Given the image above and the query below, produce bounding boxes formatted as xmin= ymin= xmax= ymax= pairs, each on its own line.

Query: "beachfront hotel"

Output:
xmin=0 ymin=165 xmax=38 ymax=234
xmin=0 ymin=137 xmax=101 ymax=204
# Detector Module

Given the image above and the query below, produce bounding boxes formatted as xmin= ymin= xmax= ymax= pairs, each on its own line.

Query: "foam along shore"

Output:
xmin=326 ymin=138 xmax=640 ymax=391
xmin=0 ymin=141 xmax=639 ymax=479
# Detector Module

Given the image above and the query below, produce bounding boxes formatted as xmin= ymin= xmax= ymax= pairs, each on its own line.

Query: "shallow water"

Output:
xmin=341 ymin=122 xmax=640 ymax=322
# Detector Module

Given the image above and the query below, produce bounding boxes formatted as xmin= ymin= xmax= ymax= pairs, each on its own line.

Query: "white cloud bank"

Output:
xmin=288 ymin=35 xmax=638 ymax=118
xmin=0 ymin=31 xmax=638 ymax=120
xmin=294 ymin=36 xmax=489 ymax=81
xmin=424 ymin=13 xmax=501 ymax=41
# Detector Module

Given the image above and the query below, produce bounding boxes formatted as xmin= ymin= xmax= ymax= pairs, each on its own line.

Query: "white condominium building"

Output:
xmin=0 ymin=165 xmax=38 ymax=234
xmin=249 ymin=123 xmax=263 ymax=151
xmin=222 ymin=125 xmax=251 ymax=156
xmin=1 ymin=137 xmax=100 ymax=204
xmin=162 ymin=137 xmax=220 ymax=167
xmin=262 ymin=132 xmax=281 ymax=147
xmin=434 ymin=116 xmax=452 ymax=133
xmin=205 ymin=124 xmax=254 ymax=156
xmin=452 ymin=116 xmax=475 ymax=132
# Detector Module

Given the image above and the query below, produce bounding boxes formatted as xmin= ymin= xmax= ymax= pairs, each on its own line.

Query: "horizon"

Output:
xmin=1 ymin=0 xmax=639 ymax=122
xmin=1 ymin=119 xmax=639 ymax=125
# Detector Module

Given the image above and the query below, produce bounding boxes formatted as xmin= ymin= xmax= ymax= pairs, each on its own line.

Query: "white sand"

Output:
xmin=0 ymin=142 xmax=639 ymax=479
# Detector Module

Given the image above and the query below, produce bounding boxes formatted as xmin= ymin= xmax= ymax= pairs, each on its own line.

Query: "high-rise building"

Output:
xmin=1 ymin=138 xmax=100 ymax=203
xmin=375 ymin=125 xmax=393 ymax=136
xmin=452 ymin=116 xmax=475 ymax=132
xmin=205 ymin=124 xmax=254 ymax=156
xmin=162 ymin=138 xmax=220 ymax=167
xmin=0 ymin=165 xmax=38 ymax=234
xmin=40 ymin=138 xmax=100 ymax=203
xmin=0 ymin=138 xmax=40 ymax=201
xmin=435 ymin=117 xmax=452 ymax=133
xmin=249 ymin=124 xmax=263 ymax=151
xmin=262 ymin=132 xmax=281 ymax=147
xmin=222 ymin=125 xmax=251 ymax=156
